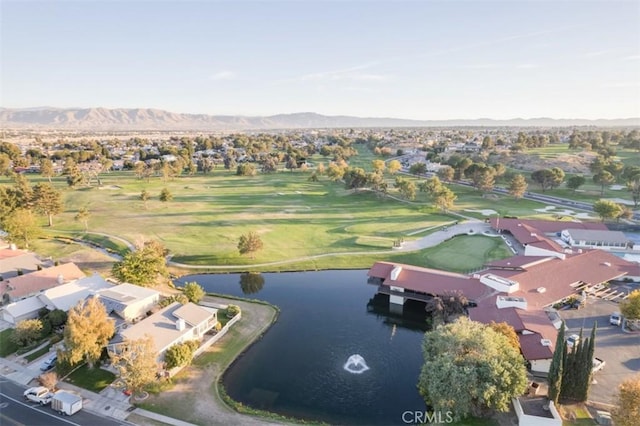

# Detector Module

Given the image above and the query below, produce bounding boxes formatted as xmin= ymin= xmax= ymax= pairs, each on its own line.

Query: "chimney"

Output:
xmin=176 ymin=318 xmax=185 ymax=331
xmin=9 ymin=244 xmax=17 ymax=251
xmin=57 ymin=274 xmax=64 ymax=285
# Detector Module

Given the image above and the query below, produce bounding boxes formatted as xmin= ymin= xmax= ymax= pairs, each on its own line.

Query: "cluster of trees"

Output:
xmin=0 ymin=175 xmax=64 ymax=247
xmin=530 ymin=168 xmax=565 ymax=192
xmin=548 ymin=323 xmax=596 ymax=404
xmin=418 ymin=176 xmax=457 ymax=211
xmin=164 ymin=340 xmax=199 ymax=369
xmin=417 ymin=318 xmax=527 ymax=420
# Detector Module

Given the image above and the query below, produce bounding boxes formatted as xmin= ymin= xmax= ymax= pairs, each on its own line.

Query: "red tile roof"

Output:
xmin=0 ymin=248 xmax=30 ymax=260
xmin=485 ymin=256 xmax=552 ymax=269
xmin=519 ymin=333 xmax=554 ymax=361
xmin=490 ymin=250 xmax=635 ymax=308
xmin=369 ymin=261 xmax=491 ymax=300
xmin=0 ymin=263 xmax=86 ymax=300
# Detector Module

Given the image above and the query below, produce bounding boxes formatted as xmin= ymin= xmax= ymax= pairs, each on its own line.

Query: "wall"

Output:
xmin=512 ymin=398 xmax=562 ymax=426
xmin=530 ymin=358 xmax=552 ymax=373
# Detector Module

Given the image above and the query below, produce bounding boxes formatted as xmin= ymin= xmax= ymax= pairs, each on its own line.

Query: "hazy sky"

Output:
xmin=2 ymin=1 xmax=639 ymax=119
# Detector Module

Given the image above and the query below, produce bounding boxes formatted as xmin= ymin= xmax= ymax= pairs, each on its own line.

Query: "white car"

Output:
xmin=610 ymin=312 xmax=622 ymax=326
xmin=566 ymin=334 xmax=580 ymax=348
xmin=23 ymin=386 xmax=53 ymax=405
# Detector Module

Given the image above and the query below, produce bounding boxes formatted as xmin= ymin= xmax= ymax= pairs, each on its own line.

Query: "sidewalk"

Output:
xmin=0 ymin=356 xmax=197 ymax=426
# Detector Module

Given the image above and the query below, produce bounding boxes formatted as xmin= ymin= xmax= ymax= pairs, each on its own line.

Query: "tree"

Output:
xmin=433 ymin=187 xmax=457 ymax=212
xmin=371 ymin=159 xmax=385 ymax=173
xmin=531 ymin=169 xmax=557 ymax=192
xmin=110 ymin=335 xmax=157 ymax=396
xmin=32 ymin=183 xmax=64 ymax=227
xmin=507 ymin=174 xmax=527 ymax=200
xmin=159 ymin=188 xmax=173 ymax=202
xmin=593 ymin=200 xmax=623 ymax=222
xmin=437 ymin=165 xmax=455 ymax=182
xmin=394 ymin=177 xmax=416 ymax=200
xmin=11 ymin=319 xmax=43 ymax=346
xmin=140 ymin=190 xmax=151 ymax=209
xmin=62 ymin=297 xmax=115 ymax=368
xmin=566 ymin=175 xmax=586 ymax=192
xmin=488 ymin=321 xmax=520 ymax=350
xmin=548 ymin=323 xmax=566 ymax=404
xmin=418 ymin=317 xmax=527 ymax=420
xmin=387 ymin=160 xmax=401 ymax=174
xmin=409 ymin=162 xmax=427 ymax=175
xmin=238 ymin=231 xmax=264 ymax=258
xmin=74 ymin=207 xmax=90 ymax=232
xmin=40 ymin=158 xmax=55 ymax=182
xmin=236 ymin=163 xmax=257 ymax=176
xmin=112 ymin=240 xmax=168 ymax=286
xmin=164 ymin=340 xmax=199 ymax=369
xmin=62 ymin=158 xmax=83 ymax=187
xmin=343 ymin=167 xmax=368 ymax=190
xmin=560 ymin=324 xmax=596 ymax=402
xmin=611 ymin=374 xmax=640 ymax=426
xmin=183 ymin=281 xmax=205 ymax=303
xmin=48 ymin=309 xmax=68 ymax=327
xmin=593 ymin=170 xmax=615 ymax=196
xmin=3 ymin=208 xmax=40 ymax=248
xmin=239 ymin=272 xmax=265 ymax=294
xmin=620 ymin=289 xmax=640 ymax=319
xmin=549 ymin=167 xmax=565 ymax=189
xmin=38 ymin=371 xmax=58 ymax=390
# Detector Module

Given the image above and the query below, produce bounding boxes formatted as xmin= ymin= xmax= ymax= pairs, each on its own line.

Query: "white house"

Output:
xmin=39 ymin=273 xmax=113 ymax=312
xmin=108 ymin=302 xmax=218 ymax=362
xmin=1 ymin=297 xmax=46 ymax=324
xmin=561 ymin=229 xmax=632 ymax=250
xmin=97 ymin=283 xmax=160 ymax=321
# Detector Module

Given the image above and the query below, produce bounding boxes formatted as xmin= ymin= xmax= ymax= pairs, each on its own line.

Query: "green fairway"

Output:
xmin=8 ymin=169 xmax=460 ymax=269
xmin=413 ymin=235 xmax=512 ymax=273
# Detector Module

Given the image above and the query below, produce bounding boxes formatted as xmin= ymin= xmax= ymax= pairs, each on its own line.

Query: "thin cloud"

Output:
xmin=209 ymin=71 xmax=236 ymax=81
xmin=299 ymin=63 xmax=388 ymax=82
xmin=623 ymin=55 xmax=640 ymax=61
xmin=516 ymin=63 xmax=539 ymax=69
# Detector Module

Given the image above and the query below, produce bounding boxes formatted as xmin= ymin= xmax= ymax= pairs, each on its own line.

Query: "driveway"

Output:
xmin=558 ymin=298 xmax=640 ymax=404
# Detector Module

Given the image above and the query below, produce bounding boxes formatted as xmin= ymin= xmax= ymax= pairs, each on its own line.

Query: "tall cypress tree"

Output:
xmin=576 ymin=322 xmax=598 ymax=402
xmin=561 ymin=327 xmax=584 ymax=401
xmin=548 ymin=323 xmax=565 ymax=403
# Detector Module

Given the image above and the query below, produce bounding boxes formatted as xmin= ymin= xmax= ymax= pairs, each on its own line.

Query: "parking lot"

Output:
xmin=559 ymin=298 xmax=640 ymax=404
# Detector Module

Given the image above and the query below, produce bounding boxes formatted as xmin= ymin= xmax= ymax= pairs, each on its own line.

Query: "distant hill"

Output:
xmin=1 ymin=107 xmax=638 ymax=130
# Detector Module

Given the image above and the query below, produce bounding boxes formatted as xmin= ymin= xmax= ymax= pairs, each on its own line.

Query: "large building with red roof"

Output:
xmin=368 ymin=219 xmax=640 ymax=373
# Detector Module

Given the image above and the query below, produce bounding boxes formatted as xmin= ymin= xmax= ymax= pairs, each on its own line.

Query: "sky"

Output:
xmin=1 ymin=0 xmax=639 ymax=120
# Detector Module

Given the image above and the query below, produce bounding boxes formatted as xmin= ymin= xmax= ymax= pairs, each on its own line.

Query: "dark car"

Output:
xmin=40 ymin=355 xmax=57 ymax=371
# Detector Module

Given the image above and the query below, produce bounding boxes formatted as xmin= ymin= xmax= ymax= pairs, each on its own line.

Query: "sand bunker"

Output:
xmin=464 ymin=209 xmax=498 ymax=216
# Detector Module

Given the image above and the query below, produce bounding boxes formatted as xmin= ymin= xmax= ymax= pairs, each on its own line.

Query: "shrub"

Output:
xmin=48 ymin=309 xmax=68 ymax=327
xmin=226 ymin=305 xmax=241 ymax=318
xmin=11 ymin=319 xmax=43 ymax=346
xmin=164 ymin=340 xmax=199 ymax=369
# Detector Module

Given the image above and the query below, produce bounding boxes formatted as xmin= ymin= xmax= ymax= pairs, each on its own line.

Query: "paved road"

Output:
xmin=0 ymin=380 xmax=124 ymax=426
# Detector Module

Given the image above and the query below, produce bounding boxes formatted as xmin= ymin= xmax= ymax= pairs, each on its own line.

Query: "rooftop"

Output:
xmin=0 ymin=263 xmax=86 ymax=300
xmin=564 ymin=229 xmax=631 ymax=245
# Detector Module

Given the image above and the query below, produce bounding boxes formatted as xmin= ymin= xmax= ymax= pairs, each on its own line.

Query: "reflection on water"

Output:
xmin=176 ymin=270 xmax=429 ymax=425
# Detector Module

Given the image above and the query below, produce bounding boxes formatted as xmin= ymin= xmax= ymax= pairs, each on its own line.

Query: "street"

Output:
xmin=0 ymin=380 xmax=124 ymax=426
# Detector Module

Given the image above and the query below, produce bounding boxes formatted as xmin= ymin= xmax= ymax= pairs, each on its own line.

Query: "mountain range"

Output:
xmin=1 ymin=107 xmax=638 ymax=130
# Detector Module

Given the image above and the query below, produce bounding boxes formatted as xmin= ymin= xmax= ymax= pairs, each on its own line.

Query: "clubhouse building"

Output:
xmin=368 ymin=218 xmax=640 ymax=373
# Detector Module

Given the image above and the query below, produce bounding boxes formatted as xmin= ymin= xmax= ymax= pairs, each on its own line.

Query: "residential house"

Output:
xmin=108 ymin=302 xmax=218 ymax=362
xmin=97 ymin=283 xmax=160 ymax=322
xmin=0 ymin=263 xmax=85 ymax=305
xmin=0 ymin=246 xmax=43 ymax=279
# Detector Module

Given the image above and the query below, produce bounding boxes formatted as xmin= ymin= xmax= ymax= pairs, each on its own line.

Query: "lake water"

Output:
xmin=175 ymin=270 xmax=430 ymax=425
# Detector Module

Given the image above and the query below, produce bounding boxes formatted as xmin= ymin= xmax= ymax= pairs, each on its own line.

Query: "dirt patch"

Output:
xmin=58 ymin=249 xmax=116 ymax=275
xmin=505 ymin=151 xmax=597 ymax=174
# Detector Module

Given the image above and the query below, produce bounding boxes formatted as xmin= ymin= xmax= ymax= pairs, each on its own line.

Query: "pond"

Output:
xmin=175 ymin=270 xmax=430 ymax=425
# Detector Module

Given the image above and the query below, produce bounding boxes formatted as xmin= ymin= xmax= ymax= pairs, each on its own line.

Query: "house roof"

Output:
xmin=1 ymin=296 xmax=46 ymax=319
xmin=0 ymin=263 xmax=86 ymax=300
xmin=369 ymin=261 xmax=491 ymax=300
xmin=490 ymin=217 xmax=608 ymax=235
xmin=519 ymin=333 xmax=554 ymax=361
xmin=173 ymin=303 xmax=213 ymax=326
xmin=0 ymin=250 xmax=42 ymax=277
xmin=485 ymin=256 xmax=552 ymax=270
xmin=99 ymin=283 xmax=159 ymax=305
xmin=118 ymin=302 xmax=215 ymax=354
xmin=491 ymin=249 xmax=635 ymax=308
xmin=39 ymin=273 xmax=113 ymax=311
xmin=469 ymin=305 xmax=525 ymax=331
xmin=564 ymin=229 xmax=630 ymax=245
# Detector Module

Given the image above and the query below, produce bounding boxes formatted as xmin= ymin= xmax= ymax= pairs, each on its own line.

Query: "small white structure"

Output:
xmin=561 ymin=229 xmax=631 ymax=250
xmin=480 ymin=274 xmax=519 ymax=293
xmin=496 ymin=295 xmax=527 ymax=310
xmin=51 ymin=391 xmax=83 ymax=416
xmin=1 ymin=297 xmax=46 ymax=324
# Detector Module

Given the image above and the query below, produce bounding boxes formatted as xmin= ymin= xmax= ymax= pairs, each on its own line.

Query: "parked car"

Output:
xmin=23 ymin=386 xmax=53 ymax=405
xmin=40 ymin=354 xmax=57 ymax=371
xmin=566 ymin=334 xmax=580 ymax=348
xmin=610 ymin=312 xmax=622 ymax=326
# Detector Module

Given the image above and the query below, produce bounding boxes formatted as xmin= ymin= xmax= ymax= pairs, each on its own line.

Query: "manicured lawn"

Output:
xmin=25 ymin=344 xmax=52 ymax=362
xmin=0 ymin=329 xmax=19 ymax=357
xmin=65 ymin=364 xmax=116 ymax=392
xmin=413 ymin=235 xmax=512 ymax=273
